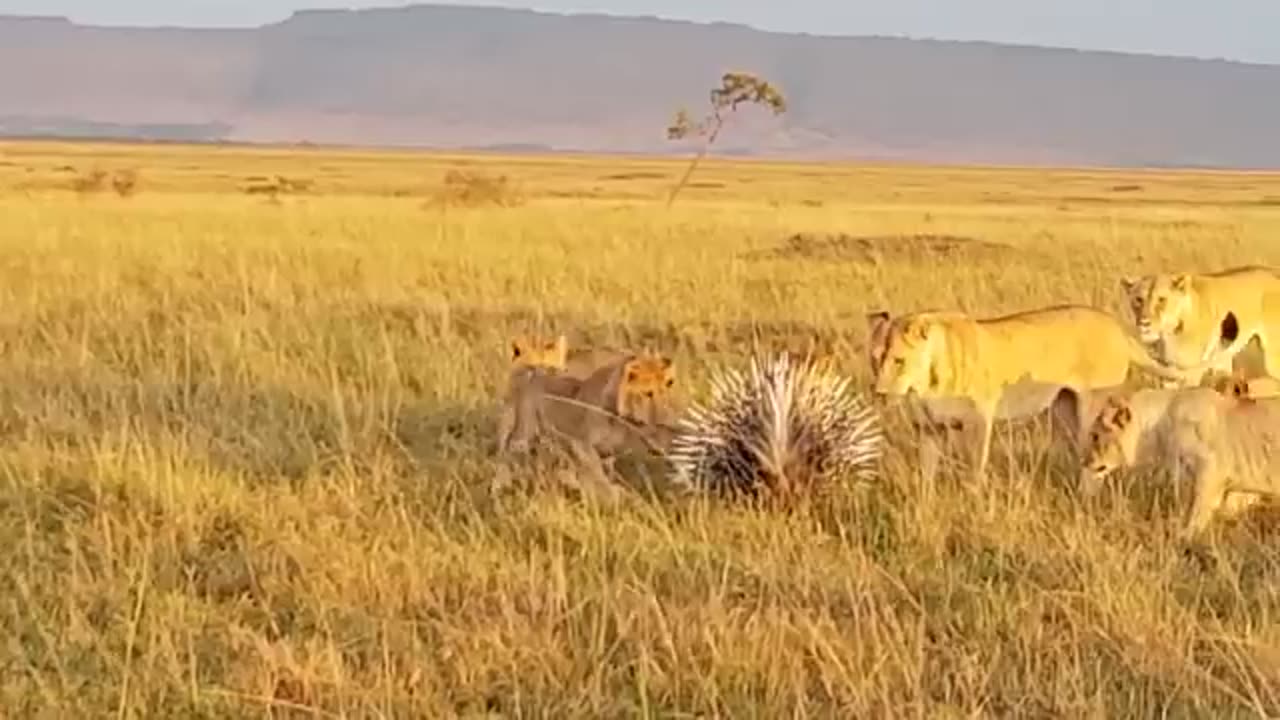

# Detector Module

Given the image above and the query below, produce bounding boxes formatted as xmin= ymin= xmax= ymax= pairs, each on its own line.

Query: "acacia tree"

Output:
xmin=665 ymin=71 xmax=786 ymax=207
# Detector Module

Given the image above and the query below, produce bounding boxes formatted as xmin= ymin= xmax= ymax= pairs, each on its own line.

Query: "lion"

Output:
xmin=498 ymin=334 xmax=632 ymax=452
xmin=1080 ymin=385 xmax=1280 ymax=541
xmin=1121 ymin=266 xmax=1280 ymax=385
xmin=868 ymin=310 xmax=1122 ymax=482
xmin=498 ymin=352 xmax=678 ymax=498
xmin=1198 ymin=368 xmax=1280 ymax=400
xmin=866 ymin=305 xmax=1223 ymax=482
xmin=508 ymin=334 xmax=630 ymax=379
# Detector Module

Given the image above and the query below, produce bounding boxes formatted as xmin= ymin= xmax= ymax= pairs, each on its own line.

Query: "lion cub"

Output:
xmin=1200 ymin=369 xmax=1280 ymax=400
xmin=509 ymin=334 xmax=630 ymax=379
xmin=1081 ymin=383 xmax=1280 ymax=541
xmin=497 ymin=334 xmax=631 ymax=452
xmin=499 ymin=352 xmax=678 ymax=496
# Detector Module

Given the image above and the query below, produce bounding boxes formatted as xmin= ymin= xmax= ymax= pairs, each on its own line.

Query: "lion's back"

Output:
xmin=565 ymin=347 xmax=631 ymax=380
xmin=972 ymin=305 xmax=1138 ymax=388
xmin=1198 ymin=267 xmax=1280 ymax=309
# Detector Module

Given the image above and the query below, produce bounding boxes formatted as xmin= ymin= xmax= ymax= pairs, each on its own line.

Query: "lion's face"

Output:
xmin=1201 ymin=369 xmax=1250 ymax=399
xmin=872 ymin=318 xmax=935 ymax=397
xmin=617 ymin=354 xmax=677 ymax=426
xmin=510 ymin=334 xmax=568 ymax=370
xmin=1121 ymin=274 xmax=1193 ymax=343
xmin=1079 ymin=399 xmax=1138 ymax=497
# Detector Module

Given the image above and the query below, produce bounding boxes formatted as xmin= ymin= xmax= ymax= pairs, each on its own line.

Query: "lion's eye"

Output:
xmin=893 ymin=357 xmax=905 ymax=368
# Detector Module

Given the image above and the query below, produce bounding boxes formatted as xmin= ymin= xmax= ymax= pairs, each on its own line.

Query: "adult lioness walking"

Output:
xmin=868 ymin=304 xmax=1213 ymax=482
xmin=1121 ymin=265 xmax=1280 ymax=384
xmin=868 ymin=310 xmax=1125 ymax=483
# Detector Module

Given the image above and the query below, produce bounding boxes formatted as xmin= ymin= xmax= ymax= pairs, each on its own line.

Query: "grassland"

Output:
xmin=2 ymin=139 xmax=1280 ymax=717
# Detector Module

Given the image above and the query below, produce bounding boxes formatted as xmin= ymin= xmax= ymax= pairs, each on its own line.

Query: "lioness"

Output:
xmin=499 ymin=352 xmax=678 ymax=496
xmin=1121 ymin=266 xmax=1280 ymax=384
xmin=1080 ymin=386 xmax=1280 ymax=541
xmin=867 ymin=305 xmax=1218 ymax=482
xmin=868 ymin=310 xmax=1131 ymax=482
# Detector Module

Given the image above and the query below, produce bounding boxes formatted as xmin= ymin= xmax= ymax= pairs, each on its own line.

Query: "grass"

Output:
xmin=2 ymin=138 xmax=1280 ymax=716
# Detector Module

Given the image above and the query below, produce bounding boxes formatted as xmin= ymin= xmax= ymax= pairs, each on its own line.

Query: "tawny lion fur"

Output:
xmin=1121 ymin=265 xmax=1280 ymax=385
xmin=496 ymin=334 xmax=631 ymax=452
xmin=497 ymin=352 xmax=678 ymax=494
xmin=866 ymin=304 xmax=1221 ymax=482
xmin=1080 ymin=385 xmax=1280 ymax=541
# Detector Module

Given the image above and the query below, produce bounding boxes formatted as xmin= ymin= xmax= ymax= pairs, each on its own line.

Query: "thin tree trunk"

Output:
xmin=666 ymin=116 xmax=724 ymax=208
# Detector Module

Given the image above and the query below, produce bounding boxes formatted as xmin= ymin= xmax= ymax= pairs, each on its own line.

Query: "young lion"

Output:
xmin=1199 ymin=368 xmax=1280 ymax=400
xmin=1121 ymin=266 xmax=1280 ymax=384
xmin=1081 ymin=386 xmax=1280 ymax=541
xmin=497 ymin=334 xmax=632 ymax=452
xmin=509 ymin=334 xmax=630 ymax=380
xmin=499 ymin=352 xmax=678 ymax=496
xmin=867 ymin=304 xmax=1220 ymax=483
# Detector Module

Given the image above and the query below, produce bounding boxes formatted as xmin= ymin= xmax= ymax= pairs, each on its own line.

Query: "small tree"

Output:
xmin=665 ymin=72 xmax=786 ymax=207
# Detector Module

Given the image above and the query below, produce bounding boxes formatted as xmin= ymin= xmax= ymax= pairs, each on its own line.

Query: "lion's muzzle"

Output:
xmin=1078 ymin=463 xmax=1113 ymax=499
xmin=1135 ymin=322 xmax=1159 ymax=344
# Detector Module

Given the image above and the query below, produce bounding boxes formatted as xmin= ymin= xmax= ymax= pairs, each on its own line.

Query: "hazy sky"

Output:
xmin=3 ymin=0 xmax=1278 ymax=64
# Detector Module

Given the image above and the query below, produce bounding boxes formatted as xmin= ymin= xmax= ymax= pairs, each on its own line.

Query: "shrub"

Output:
xmin=427 ymin=169 xmax=524 ymax=209
xmin=70 ymin=168 xmax=108 ymax=195
xmin=111 ymin=169 xmax=139 ymax=198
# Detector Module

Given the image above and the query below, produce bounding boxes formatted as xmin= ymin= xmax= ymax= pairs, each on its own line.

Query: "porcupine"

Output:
xmin=666 ymin=352 xmax=884 ymax=499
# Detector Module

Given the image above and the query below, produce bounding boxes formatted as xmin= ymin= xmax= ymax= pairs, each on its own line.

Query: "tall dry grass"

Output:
xmin=2 ymin=139 xmax=1280 ymax=716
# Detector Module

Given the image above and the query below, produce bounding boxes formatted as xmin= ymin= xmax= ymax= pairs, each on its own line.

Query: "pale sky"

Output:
xmin=3 ymin=0 xmax=1278 ymax=64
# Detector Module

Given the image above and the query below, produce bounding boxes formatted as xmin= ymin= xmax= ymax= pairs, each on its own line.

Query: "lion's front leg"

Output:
xmin=917 ymin=428 xmax=943 ymax=487
xmin=561 ymin=437 xmax=622 ymax=505
xmin=495 ymin=400 xmax=516 ymax=454
xmin=970 ymin=401 xmax=998 ymax=483
xmin=1181 ymin=457 xmax=1227 ymax=543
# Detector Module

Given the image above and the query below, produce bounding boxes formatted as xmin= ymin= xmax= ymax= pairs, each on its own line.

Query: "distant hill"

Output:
xmin=2 ymin=5 xmax=1279 ymax=168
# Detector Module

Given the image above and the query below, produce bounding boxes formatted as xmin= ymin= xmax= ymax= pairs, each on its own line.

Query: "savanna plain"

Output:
xmin=3 ymin=139 xmax=1280 ymax=718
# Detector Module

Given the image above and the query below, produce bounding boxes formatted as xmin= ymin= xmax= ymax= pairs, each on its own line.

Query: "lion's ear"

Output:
xmin=904 ymin=317 xmax=932 ymax=343
xmin=1172 ymin=274 xmax=1191 ymax=292
xmin=510 ymin=339 xmax=525 ymax=361
xmin=1114 ymin=405 xmax=1133 ymax=428
xmin=549 ymin=334 xmax=568 ymax=360
xmin=866 ymin=310 xmax=891 ymax=334
xmin=623 ymin=359 xmax=642 ymax=385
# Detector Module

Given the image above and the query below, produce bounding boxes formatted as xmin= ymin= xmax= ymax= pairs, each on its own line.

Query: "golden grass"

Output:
xmin=3 ymin=138 xmax=1280 ymax=716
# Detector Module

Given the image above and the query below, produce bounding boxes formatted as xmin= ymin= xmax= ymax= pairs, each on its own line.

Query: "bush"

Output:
xmin=68 ymin=168 xmax=141 ymax=197
xmin=111 ymin=169 xmax=139 ymax=198
xmin=427 ymin=169 xmax=524 ymax=209
xmin=70 ymin=169 xmax=108 ymax=195
xmin=241 ymin=175 xmax=313 ymax=203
